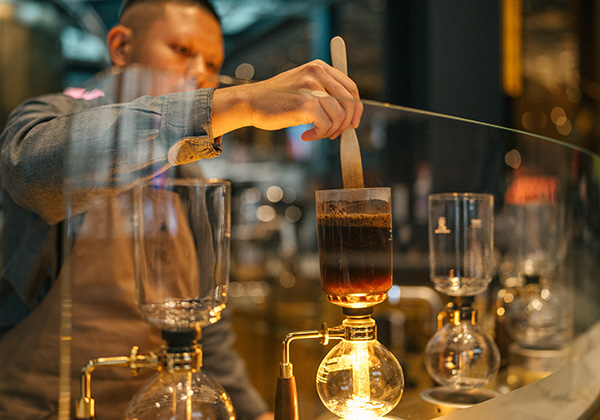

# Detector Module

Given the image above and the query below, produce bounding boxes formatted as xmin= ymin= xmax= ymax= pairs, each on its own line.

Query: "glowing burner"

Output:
xmin=275 ymin=308 xmax=404 ymax=420
xmin=274 ymin=188 xmax=404 ymax=420
xmin=316 ymin=315 xmax=403 ymax=419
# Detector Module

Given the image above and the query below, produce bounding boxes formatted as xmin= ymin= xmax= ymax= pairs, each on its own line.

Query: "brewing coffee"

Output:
xmin=317 ymin=204 xmax=392 ymax=308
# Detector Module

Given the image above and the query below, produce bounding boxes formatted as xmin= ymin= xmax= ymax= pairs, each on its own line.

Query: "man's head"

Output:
xmin=108 ymin=0 xmax=224 ymax=89
xmin=119 ymin=0 xmax=220 ymax=23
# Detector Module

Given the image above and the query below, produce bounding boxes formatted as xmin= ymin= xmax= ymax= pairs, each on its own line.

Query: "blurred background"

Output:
xmin=2 ymin=0 xmax=600 ymax=418
xmin=4 ymin=0 xmax=600 ymax=149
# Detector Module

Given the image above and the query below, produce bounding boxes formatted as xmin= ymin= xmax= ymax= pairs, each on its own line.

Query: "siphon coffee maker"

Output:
xmin=421 ymin=193 xmax=500 ymax=415
xmin=74 ymin=178 xmax=235 ymax=420
xmin=275 ymin=187 xmax=404 ymax=420
xmin=499 ymin=200 xmax=572 ymax=386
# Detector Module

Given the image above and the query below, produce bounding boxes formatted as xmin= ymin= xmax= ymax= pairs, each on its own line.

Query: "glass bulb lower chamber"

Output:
xmin=125 ymin=370 xmax=235 ymax=420
xmin=316 ymin=319 xmax=404 ymax=419
xmin=505 ymin=282 xmax=571 ymax=349
xmin=425 ymin=319 xmax=500 ymax=390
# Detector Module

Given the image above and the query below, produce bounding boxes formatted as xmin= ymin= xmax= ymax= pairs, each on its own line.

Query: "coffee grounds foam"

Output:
xmin=317 ymin=212 xmax=391 ymax=228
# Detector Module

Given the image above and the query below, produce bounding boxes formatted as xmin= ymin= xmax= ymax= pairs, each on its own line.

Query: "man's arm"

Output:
xmin=212 ymin=60 xmax=362 ymax=141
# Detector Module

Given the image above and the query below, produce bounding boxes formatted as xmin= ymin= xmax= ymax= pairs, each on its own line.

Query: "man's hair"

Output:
xmin=119 ymin=0 xmax=220 ymax=23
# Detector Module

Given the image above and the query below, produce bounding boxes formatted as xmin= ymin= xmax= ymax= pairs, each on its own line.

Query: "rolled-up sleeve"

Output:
xmin=163 ymin=89 xmax=222 ymax=165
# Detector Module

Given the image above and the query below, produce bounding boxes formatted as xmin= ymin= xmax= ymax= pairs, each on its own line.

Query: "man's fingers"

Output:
xmin=318 ymin=89 xmax=361 ymax=139
xmin=301 ymin=89 xmax=362 ymax=140
xmin=315 ymin=95 xmax=347 ymax=139
xmin=351 ymin=100 xmax=363 ymax=128
xmin=301 ymin=126 xmax=320 ymax=142
xmin=319 ymin=63 xmax=361 ymax=101
xmin=228 ymin=59 xmax=363 ymax=139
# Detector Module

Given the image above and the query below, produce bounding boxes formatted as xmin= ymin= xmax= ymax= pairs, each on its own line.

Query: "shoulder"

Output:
xmin=1 ymin=91 xmax=108 ymax=139
xmin=7 ymin=93 xmax=76 ymax=121
xmin=16 ymin=91 xmax=107 ymax=115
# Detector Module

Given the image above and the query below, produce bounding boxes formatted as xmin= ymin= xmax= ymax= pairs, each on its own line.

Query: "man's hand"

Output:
xmin=212 ymin=60 xmax=363 ymax=141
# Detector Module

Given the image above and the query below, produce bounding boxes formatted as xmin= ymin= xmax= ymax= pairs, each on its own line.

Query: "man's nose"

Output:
xmin=187 ymin=54 xmax=206 ymax=75
xmin=186 ymin=55 xmax=215 ymax=88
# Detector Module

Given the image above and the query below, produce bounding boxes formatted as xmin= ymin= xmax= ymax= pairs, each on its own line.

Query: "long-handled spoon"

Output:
xmin=330 ymin=35 xmax=364 ymax=189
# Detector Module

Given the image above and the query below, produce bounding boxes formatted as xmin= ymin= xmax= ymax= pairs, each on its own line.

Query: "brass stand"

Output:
xmin=75 ymin=329 xmax=202 ymax=420
xmin=275 ymin=308 xmax=377 ymax=420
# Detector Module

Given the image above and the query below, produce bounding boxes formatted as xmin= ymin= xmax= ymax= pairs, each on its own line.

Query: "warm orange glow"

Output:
xmin=502 ymin=0 xmax=523 ymax=97
xmin=505 ymin=175 xmax=560 ymax=204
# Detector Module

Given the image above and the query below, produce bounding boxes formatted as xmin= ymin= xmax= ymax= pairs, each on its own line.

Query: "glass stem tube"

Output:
xmin=185 ymin=371 xmax=192 ymax=420
xmin=352 ymin=341 xmax=370 ymax=402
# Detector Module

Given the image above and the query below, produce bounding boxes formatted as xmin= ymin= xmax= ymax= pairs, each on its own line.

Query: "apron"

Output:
xmin=0 ymin=193 xmax=164 ymax=420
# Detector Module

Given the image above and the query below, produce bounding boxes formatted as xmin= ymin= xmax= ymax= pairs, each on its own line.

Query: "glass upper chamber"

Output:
xmin=315 ymin=188 xmax=393 ymax=308
xmin=133 ymin=178 xmax=231 ymax=332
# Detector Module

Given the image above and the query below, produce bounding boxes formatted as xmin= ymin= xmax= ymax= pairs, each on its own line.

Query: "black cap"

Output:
xmin=342 ymin=307 xmax=375 ymax=317
xmin=449 ymin=295 xmax=475 ymax=307
xmin=161 ymin=329 xmax=198 ymax=351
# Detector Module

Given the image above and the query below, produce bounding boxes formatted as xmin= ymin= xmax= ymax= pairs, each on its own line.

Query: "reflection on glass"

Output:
xmin=501 ymin=196 xmax=572 ymax=350
xmin=504 ymin=201 xmax=563 ymax=282
xmin=505 ymin=278 xmax=571 ymax=349
xmin=57 ymin=63 xmax=600 ymax=420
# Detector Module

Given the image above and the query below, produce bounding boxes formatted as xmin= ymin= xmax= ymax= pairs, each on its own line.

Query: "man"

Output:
xmin=0 ymin=0 xmax=362 ymax=419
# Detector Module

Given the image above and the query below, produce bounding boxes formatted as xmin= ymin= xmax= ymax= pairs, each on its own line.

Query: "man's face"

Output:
xmin=126 ymin=3 xmax=224 ymax=90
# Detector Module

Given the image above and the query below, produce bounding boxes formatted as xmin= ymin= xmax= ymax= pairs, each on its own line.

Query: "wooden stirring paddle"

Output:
xmin=330 ymin=36 xmax=364 ymax=189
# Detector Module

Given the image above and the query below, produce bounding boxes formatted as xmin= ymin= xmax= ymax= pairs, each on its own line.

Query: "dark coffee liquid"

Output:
xmin=317 ymin=213 xmax=392 ymax=306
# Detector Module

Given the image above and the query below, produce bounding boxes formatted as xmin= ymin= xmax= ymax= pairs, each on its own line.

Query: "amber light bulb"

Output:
xmin=316 ymin=316 xmax=404 ymax=419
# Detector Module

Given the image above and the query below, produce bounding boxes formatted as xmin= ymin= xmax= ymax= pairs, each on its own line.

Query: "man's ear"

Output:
xmin=107 ymin=25 xmax=133 ymax=66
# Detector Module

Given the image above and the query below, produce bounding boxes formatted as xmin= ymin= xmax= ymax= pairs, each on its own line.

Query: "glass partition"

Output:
xmin=2 ymin=2 xmax=598 ymax=419
xmin=54 ymin=67 xmax=600 ymax=420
